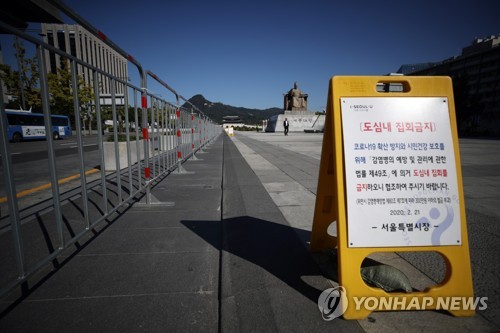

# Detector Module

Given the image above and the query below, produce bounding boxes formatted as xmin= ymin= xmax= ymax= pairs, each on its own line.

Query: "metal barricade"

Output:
xmin=0 ymin=2 xmax=220 ymax=299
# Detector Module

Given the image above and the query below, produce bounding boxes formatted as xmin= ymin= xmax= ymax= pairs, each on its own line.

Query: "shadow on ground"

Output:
xmin=183 ymin=215 xmax=337 ymax=305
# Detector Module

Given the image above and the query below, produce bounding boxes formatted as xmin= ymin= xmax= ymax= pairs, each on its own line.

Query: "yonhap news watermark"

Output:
xmin=318 ymin=286 xmax=349 ymax=321
xmin=317 ymin=286 xmax=488 ymax=321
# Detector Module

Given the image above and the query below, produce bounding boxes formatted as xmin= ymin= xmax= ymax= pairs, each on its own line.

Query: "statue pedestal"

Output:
xmin=284 ymin=110 xmax=309 ymax=115
xmin=265 ymin=112 xmax=325 ymax=133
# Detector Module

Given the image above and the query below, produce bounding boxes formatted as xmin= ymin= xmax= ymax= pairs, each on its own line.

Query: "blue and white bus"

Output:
xmin=4 ymin=109 xmax=72 ymax=142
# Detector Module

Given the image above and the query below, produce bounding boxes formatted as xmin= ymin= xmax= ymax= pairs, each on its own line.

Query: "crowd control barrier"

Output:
xmin=0 ymin=1 xmax=220 ymax=299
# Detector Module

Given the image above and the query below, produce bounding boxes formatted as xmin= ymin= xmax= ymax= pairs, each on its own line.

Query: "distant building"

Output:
xmin=398 ymin=34 xmax=500 ymax=136
xmin=222 ymin=116 xmax=244 ymax=128
xmin=40 ymin=23 xmax=128 ymax=105
xmin=396 ymin=62 xmax=440 ymax=75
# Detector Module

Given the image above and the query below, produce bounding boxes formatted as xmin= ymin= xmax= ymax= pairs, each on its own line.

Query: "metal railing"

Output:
xmin=0 ymin=2 xmax=220 ymax=299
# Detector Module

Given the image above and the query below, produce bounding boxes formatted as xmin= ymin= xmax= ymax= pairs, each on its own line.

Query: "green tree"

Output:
xmin=0 ymin=40 xmax=95 ymax=131
xmin=47 ymin=60 xmax=94 ymax=129
xmin=0 ymin=39 xmax=41 ymax=110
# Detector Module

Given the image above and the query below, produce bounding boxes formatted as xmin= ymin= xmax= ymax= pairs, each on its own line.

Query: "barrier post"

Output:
xmin=175 ymin=98 xmax=186 ymax=173
xmin=190 ymin=110 xmax=199 ymax=160
xmin=141 ymin=88 xmax=151 ymax=204
xmin=0 ymin=83 xmax=26 ymax=281
xmin=197 ymin=116 xmax=205 ymax=153
xmin=203 ymin=115 xmax=207 ymax=148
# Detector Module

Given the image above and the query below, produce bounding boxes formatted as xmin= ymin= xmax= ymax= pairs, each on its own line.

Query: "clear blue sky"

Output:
xmin=57 ymin=0 xmax=500 ymax=110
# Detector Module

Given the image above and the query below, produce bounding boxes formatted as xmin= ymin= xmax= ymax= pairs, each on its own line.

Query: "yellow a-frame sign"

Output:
xmin=311 ymin=76 xmax=474 ymax=319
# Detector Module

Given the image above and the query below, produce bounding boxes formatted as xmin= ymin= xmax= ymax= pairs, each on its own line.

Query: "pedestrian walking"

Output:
xmin=283 ymin=118 xmax=289 ymax=136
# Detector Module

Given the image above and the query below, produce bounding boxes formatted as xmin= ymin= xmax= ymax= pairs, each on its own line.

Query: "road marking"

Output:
xmin=0 ymin=153 xmax=21 ymax=156
xmin=69 ymin=144 xmax=98 ymax=148
xmin=0 ymin=168 xmax=100 ymax=203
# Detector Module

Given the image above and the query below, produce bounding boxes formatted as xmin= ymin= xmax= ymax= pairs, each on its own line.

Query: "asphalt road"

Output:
xmin=0 ymin=135 xmax=100 ymax=164
xmin=0 ymin=135 xmax=102 ymax=215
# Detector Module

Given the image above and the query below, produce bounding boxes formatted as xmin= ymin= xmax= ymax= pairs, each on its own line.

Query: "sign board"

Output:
xmin=22 ymin=126 xmax=46 ymax=137
xmin=22 ymin=126 xmax=66 ymax=137
xmin=311 ymin=76 xmax=474 ymax=320
xmin=341 ymin=97 xmax=461 ymax=247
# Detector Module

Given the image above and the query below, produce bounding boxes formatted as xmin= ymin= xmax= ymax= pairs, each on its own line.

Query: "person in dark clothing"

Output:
xmin=283 ymin=118 xmax=289 ymax=136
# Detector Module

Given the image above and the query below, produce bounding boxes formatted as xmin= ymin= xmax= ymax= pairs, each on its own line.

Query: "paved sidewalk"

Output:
xmin=0 ymin=138 xmax=223 ymax=332
xmin=219 ymin=134 xmax=360 ymax=332
xmin=232 ymin=131 xmax=500 ymax=333
xmin=0 ymin=134 xmax=361 ymax=332
xmin=1 ymin=132 xmax=499 ymax=332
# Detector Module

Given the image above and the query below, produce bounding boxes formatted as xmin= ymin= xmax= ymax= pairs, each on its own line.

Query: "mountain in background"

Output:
xmin=182 ymin=94 xmax=283 ymax=124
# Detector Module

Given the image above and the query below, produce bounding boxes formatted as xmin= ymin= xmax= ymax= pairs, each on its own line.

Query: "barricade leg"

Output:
xmin=175 ymin=108 xmax=186 ymax=173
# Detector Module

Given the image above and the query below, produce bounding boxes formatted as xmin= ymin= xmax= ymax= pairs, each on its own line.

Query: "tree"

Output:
xmin=0 ymin=40 xmax=95 ymax=132
xmin=47 ymin=59 xmax=94 ymax=129
xmin=0 ymin=39 xmax=41 ymax=110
